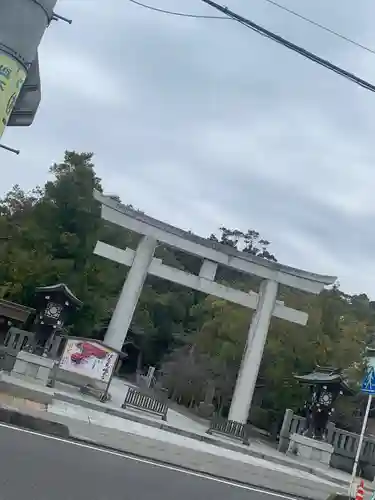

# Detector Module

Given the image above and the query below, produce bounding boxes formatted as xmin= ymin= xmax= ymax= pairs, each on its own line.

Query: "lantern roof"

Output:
xmin=294 ymin=365 xmax=354 ymax=395
xmin=35 ymin=283 xmax=82 ymax=307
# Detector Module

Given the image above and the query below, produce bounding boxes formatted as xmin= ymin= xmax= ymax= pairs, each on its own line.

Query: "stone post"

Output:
xmin=278 ymin=408 xmax=294 ymax=452
xmin=326 ymin=421 xmax=335 ymax=444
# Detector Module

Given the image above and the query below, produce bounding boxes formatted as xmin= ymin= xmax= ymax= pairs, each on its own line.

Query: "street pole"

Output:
xmin=0 ymin=0 xmax=59 ymax=141
xmin=349 ymin=393 xmax=372 ymax=496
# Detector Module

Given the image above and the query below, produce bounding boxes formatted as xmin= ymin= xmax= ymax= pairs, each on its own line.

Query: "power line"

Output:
xmin=261 ymin=0 xmax=375 ymax=56
xmin=201 ymin=0 xmax=375 ymax=93
xmin=129 ymin=0 xmax=375 ymax=91
xmin=130 ymin=0 xmax=375 ymax=57
xmin=128 ymin=0 xmax=228 ymax=19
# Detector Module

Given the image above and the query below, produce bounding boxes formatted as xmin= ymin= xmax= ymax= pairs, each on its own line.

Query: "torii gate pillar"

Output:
xmin=228 ymin=279 xmax=278 ymax=423
xmin=104 ymin=236 xmax=156 ymax=350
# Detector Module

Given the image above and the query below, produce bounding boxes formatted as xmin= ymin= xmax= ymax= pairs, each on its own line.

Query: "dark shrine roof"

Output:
xmin=35 ymin=283 xmax=82 ymax=307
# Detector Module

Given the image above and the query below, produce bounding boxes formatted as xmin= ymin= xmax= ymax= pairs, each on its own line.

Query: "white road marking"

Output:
xmin=0 ymin=421 xmax=298 ymax=499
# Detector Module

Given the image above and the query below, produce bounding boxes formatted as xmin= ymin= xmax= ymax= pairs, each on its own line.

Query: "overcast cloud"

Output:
xmin=1 ymin=0 xmax=375 ymax=297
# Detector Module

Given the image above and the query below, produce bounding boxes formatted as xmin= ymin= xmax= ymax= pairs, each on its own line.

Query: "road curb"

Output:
xmin=71 ymin=433 xmax=340 ymax=500
xmin=0 ymin=406 xmax=70 ymax=438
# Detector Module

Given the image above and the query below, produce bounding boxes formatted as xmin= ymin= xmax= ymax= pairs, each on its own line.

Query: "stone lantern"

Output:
xmin=284 ymin=366 xmax=355 ymax=468
xmin=32 ymin=283 xmax=82 ymax=355
xmin=295 ymin=365 xmax=353 ymax=441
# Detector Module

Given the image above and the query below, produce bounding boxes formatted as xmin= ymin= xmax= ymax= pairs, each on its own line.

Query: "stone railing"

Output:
xmin=0 ymin=328 xmax=35 ymax=371
xmin=0 ymin=327 xmax=64 ymax=372
xmin=43 ymin=334 xmax=66 ymax=359
xmin=278 ymin=408 xmax=375 ymax=480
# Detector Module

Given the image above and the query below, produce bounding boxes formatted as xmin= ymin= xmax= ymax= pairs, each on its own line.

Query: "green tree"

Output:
xmin=0 ymin=152 xmax=126 ymax=334
xmin=210 ymin=227 xmax=277 ymax=261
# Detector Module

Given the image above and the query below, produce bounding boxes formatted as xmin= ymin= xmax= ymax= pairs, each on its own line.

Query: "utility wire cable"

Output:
xmin=128 ymin=0 xmax=228 ymax=19
xmin=129 ymin=0 xmax=375 ymax=91
xmin=261 ymin=0 xmax=375 ymax=56
xmin=201 ymin=0 xmax=375 ymax=93
xmin=129 ymin=0 xmax=375 ymax=57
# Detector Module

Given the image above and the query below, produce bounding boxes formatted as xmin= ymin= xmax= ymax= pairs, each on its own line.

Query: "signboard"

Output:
xmin=361 ymin=367 xmax=375 ymax=395
xmin=351 ymin=367 xmax=375 ymax=488
xmin=8 ymin=54 xmax=41 ymax=127
xmin=59 ymin=339 xmax=118 ymax=384
xmin=0 ymin=53 xmax=27 ymax=137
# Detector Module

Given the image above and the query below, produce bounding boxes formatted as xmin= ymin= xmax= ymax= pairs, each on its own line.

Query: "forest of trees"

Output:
xmin=1 ymin=151 xmax=374 ymax=432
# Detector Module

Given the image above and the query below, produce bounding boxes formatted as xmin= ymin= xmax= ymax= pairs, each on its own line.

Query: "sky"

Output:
xmin=1 ymin=0 xmax=375 ymax=297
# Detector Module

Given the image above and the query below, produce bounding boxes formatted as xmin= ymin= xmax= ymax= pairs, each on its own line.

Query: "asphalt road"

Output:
xmin=0 ymin=424 xmax=296 ymax=500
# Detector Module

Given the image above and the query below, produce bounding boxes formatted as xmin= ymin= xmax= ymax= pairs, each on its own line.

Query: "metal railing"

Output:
xmin=207 ymin=416 xmax=250 ymax=445
xmin=122 ymin=388 xmax=168 ymax=420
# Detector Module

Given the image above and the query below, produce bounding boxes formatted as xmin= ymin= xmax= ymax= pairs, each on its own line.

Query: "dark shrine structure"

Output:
xmin=295 ymin=366 xmax=353 ymax=441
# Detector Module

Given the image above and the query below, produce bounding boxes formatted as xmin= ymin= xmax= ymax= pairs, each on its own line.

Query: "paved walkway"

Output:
xmin=55 ymin=377 xmax=208 ymax=433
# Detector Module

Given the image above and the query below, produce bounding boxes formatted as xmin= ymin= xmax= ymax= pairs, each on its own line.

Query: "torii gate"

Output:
xmin=93 ymin=190 xmax=336 ymax=423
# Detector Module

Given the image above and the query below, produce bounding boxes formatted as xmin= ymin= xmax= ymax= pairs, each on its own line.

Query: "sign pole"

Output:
xmin=349 ymin=392 xmax=373 ymax=495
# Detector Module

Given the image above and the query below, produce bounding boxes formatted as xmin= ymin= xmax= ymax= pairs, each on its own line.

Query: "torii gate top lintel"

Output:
xmin=94 ymin=190 xmax=336 ymax=295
